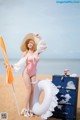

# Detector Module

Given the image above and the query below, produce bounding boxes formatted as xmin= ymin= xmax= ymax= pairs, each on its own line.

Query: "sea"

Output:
xmin=0 ymin=59 xmax=80 ymax=76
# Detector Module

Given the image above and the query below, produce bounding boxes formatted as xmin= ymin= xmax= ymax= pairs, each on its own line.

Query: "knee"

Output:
xmin=26 ymin=84 xmax=31 ymax=91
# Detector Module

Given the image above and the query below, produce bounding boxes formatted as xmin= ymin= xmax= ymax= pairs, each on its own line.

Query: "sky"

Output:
xmin=0 ymin=0 xmax=80 ymax=59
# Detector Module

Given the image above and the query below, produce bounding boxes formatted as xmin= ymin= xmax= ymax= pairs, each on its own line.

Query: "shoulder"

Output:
xmin=22 ymin=51 xmax=27 ymax=57
xmin=34 ymin=51 xmax=40 ymax=56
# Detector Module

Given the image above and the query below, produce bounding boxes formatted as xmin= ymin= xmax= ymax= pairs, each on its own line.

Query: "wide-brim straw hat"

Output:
xmin=20 ymin=33 xmax=40 ymax=52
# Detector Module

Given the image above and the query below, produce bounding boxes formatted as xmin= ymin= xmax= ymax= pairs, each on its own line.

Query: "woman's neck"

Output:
xmin=28 ymin=49 xmax=34 ymax=53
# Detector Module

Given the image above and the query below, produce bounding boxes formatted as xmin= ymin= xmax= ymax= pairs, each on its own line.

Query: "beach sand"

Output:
xmin=0 ymin=75 xmax=80 ymax=120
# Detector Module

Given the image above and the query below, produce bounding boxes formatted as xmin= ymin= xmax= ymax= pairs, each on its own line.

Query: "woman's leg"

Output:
xmin=29 ymin=75 xmax=36 ymax=110
xmin=22 ymin=69 xmax=32 ymax=109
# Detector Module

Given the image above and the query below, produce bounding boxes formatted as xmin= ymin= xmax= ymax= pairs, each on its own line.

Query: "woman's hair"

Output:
xmin=25 ymin=39 xmax=37 ymax=53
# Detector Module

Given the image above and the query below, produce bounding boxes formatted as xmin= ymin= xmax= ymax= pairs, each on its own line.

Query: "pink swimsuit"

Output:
xmin=23 ymin=54 xmax=39 ymax=77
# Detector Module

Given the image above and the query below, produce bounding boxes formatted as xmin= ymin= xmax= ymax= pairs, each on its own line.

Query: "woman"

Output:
xmin=12 ymin=33 xmax=47 ymax=117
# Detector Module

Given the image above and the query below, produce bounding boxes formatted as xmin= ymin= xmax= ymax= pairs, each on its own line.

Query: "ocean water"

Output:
xmin=0 ymin=59 xmax=80 ymax=76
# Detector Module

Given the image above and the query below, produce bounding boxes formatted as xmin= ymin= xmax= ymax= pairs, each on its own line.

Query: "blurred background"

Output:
xmin=0 ymin=0 xmax=80 ymax=75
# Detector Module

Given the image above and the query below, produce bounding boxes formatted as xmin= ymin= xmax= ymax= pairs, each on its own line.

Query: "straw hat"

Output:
xmin=20 ymin=33 xmax=40 ymax=52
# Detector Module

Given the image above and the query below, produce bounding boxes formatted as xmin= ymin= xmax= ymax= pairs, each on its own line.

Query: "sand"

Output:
xmin=0 ymin=75 xmax=80 ymax=120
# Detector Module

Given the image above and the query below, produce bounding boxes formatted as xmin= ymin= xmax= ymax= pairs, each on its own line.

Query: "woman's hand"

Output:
xmin=4 ymin=63 xmax=8 ymax=68
xmin=35 ymin=34 xmax=42 ymax=40
xmin=4 ymin=63 xmax=14 ymax=69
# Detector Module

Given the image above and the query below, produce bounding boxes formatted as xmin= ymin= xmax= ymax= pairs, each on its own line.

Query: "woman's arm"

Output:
xmin=12 ymin=53 xmax=28 ymax=72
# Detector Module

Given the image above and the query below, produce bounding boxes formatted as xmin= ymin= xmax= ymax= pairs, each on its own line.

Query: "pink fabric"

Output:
xmin=22 ymin=55 xmax=39 ymax=77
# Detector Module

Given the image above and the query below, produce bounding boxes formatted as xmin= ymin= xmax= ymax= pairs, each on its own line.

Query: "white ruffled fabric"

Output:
xmin=32 ymin=79 xmax=59 ymax=120
xmin=37 ymin=40 xmax=47 ymax=53
xmin=40 ymin=80 xmax=59 ymax=119
xmin=13 ymin=55 xmax=28 ymax=72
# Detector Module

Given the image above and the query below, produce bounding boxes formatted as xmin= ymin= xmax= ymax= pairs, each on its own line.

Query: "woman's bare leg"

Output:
xmin=23 ymin=69 xmax=32 ymax=109
xmin=29 ymin=75 xmax=36 ymax=110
